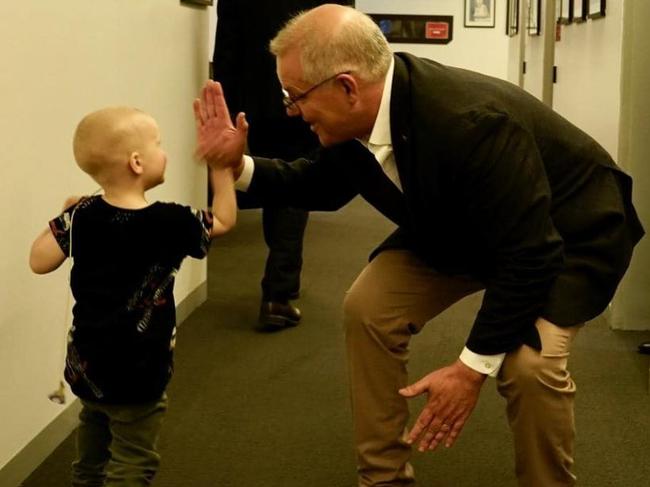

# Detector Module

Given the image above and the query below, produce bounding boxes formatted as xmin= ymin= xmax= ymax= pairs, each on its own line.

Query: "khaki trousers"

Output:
xmin=343 ymin=250 xmax=581 ymax=487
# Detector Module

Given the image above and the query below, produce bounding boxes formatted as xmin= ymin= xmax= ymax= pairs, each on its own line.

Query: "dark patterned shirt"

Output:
xmin=50 ymin=196 xmax=212 ymax=403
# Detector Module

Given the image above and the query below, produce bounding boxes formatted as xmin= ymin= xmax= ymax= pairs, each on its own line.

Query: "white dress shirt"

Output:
xmin=237 ymin=60 xmax=505 ymax=377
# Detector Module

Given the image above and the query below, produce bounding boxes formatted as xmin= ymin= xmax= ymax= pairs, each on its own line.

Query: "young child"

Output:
xmin=29 ymin=106 xmax=236 ymax=486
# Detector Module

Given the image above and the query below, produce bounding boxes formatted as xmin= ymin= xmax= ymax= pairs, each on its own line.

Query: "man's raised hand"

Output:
xmin=193 ymin=80 xmax=248 ymax=169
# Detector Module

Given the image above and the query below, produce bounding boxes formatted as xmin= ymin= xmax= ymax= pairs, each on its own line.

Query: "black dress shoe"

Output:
xmin=259 ymin=301 xmax=302 ymax=329
xmin=638 ymin=342 xmax=650 ymax=355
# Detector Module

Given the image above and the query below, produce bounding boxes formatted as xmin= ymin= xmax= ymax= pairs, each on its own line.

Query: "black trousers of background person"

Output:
xmin=237 ymin=118 xmax=311 ymax=303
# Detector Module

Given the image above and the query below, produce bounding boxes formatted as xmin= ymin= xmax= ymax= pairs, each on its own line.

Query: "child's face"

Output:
xmin=138 ymin=116 xmax=168 ymax=189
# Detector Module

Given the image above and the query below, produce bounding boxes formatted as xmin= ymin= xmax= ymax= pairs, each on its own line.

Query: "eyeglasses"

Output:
xmin=281 ymin=71 xmax=350 ymax=111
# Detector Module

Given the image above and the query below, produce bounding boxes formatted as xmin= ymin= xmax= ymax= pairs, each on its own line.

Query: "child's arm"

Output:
xmin=29 ymin=196 xmax=81 ymax=274
xmin=30 ymin=228 xmax=66 ymax=274
xmin=209 ymin=167 xmax=237 ymax=238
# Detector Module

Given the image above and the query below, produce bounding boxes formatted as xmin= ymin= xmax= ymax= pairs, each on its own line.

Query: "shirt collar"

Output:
xmin=367 ymin=57 xmax=395 ymax=147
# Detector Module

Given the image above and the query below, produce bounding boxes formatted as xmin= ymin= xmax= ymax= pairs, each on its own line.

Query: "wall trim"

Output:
xmin=0 ymin=400 xmax=81 ymax=487
xmin=0 ymin=280 xmax=207 ymax=487
xmin=176 ymin=280 xmax=208 ymax=327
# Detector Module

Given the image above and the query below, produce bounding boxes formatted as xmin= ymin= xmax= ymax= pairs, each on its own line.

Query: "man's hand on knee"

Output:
xmin=399 ymin=360 xmax=486 ymax=452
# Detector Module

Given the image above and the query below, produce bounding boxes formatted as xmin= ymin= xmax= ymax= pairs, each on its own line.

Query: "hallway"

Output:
xmin=23 ymin=197 xmax=650 ymax=486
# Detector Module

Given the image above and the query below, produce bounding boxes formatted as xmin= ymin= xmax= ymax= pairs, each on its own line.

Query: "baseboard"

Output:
xmin=176 ymin=280 xmax=208 ymax=327
xmin=0 ymin=399 xmax=82 ymax=487
xmin=0 ymin=279 xmax=208 ymax=487
xmin=609 ymin=296 xmax=650 ymax=330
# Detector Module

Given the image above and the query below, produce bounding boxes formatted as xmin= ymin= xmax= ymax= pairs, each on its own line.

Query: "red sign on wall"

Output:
xmin=426 ymin=22 xmax=450 ymax=40
xmin=370 ymin=14 xmax=454 ymax=44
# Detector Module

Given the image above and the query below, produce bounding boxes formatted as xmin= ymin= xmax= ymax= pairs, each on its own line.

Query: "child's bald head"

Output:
xmin=73 ymin=106 xmax=153 ymax=183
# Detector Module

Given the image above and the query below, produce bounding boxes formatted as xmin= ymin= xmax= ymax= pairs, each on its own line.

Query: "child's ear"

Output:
xmin=128 ymin=152 xmax=144 ymax=175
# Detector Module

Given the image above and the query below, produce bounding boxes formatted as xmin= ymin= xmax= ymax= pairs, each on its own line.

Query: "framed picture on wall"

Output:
xmin=464 ymin=0 xmax=496 ymax=28
xmin=527 ymin=0 xmax=541 ymax=35
xmin=180 ymin=0 xmax=213 ymax=6
xmin=558 ymin=0 xmax=573 ymax=25
xmin=506 ymin=0 xmax=519 ymax=37
xmin=588 ymin=0 xmax=606 ymax=19
xmin=573 ymin=0 xmax=587 ymax=22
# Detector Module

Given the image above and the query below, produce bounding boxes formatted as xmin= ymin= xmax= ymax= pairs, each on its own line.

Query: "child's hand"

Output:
xmin=62 ymin=195 xmax=83 ymax=211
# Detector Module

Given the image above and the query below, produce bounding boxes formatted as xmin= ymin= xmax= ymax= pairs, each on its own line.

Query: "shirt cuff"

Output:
xmin=459 ymin=347 xmax=505 ymax=378
xmin=235 ymin=155 xmax=255 ymax=191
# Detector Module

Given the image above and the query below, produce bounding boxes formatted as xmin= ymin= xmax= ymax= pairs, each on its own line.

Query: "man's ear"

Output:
xmin=128 ymin=152 xmax=144 ymax=175
xmin=338 ymin=74 xmax=359 ymax=103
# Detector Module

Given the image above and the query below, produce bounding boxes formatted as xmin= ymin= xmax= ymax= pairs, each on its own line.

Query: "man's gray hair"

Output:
xmin=270 ymin=6 xmax=392 ymax=84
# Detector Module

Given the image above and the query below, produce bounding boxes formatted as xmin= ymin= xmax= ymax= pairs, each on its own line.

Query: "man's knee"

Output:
xmin=343 ymin=284 xmax=378 ymax=331
xmin=343 ymin=283 xmax=411 ymax=355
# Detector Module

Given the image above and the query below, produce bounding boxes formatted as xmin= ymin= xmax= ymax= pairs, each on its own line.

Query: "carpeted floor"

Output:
xmin=22 ymin=197 xmax=650 ymax=486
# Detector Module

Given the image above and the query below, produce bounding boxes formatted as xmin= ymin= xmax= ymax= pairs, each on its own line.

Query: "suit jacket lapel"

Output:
xmin=357 ymin=146 xmax=407 ymax=225
xmin=388 ymin=54 xmax=445 ymax=257
xmin=390 ymin=55 xmax=413 ymax=197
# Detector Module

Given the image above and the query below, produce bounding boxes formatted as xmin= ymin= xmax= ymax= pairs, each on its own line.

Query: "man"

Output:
xmin=194 ymin=5 xmax=644 ymax=486
xmin=212 ymin=0 xmax=353 ymax=329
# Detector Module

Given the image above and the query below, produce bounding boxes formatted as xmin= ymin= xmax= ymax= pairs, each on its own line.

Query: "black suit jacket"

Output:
xmin=246 ymin=53 xmax=644 ymax=355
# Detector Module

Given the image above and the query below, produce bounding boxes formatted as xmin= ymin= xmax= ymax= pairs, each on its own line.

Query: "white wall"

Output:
xmin=356 ymin=0 xmax=510 ymax=80
xmin=209 ymin=2 xmax=218 ymax=59
xmin=522 ymin=0 xmax=549 ymax=100
xmin=0 ymin=0 xmax=211 ymax=478
xmin=552 ymin=0 xmax=624 ymax=157
xmin=611 ymin=0 xmax=650 ymax=330
xmin=517 ymin=0 xmax=650 ymax=330
xmin=506 ymin=18 xmax=524 ymax=85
